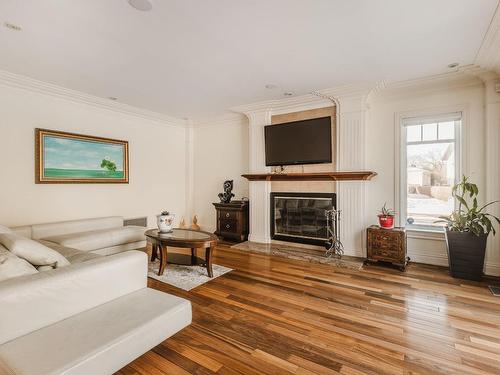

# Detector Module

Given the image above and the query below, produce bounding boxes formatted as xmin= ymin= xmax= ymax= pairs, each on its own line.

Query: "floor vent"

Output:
xmin=489 ymin=285 xmax=500 ymax=297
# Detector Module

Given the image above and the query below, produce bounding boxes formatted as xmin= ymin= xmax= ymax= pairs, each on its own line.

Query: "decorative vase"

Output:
xmin=157 ymin=211 xmax=175 ymax=233
xmin=378 ymin=215 xmax=394 ymax=228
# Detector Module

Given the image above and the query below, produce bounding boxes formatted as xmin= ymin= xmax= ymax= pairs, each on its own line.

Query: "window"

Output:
xmin=400 ymin=113 xmax=461 ymax=229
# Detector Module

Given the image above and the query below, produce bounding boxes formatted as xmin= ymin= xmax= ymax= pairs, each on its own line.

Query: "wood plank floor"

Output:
xmin=117 ymin=242 xmax=500 ymax=375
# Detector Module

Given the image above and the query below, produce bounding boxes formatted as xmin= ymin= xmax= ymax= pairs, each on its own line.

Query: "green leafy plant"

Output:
xmin=378 ymin=203 xmax=396 ymax=217
xmin=437 ymin=175 xmax=500 ymax=236
xmin=100 ymin=158 xmax=117 ymax=173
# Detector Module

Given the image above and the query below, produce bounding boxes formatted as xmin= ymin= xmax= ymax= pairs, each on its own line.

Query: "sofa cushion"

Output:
xmin=30 ymin=216 xmax=123 ymax=240
xmin=0 ymin=288 xmax=192 ymax=375
xmin=0 ymin=245 xmax=38 ymax=282
xmin=0 ymin=233 xmax=70 ymax=268
xmin=0 ymin=251 xmax=148 ymax=345
xmin=11 ymin=225 xmax=32 ymax=239
xmin=0 ymin=225 xmax=11 ymax=234
xmin=38 ymin=240 xmax=101 ymax=264
xmin=42 ymin=226 xmax=146 ymax=252
xmin=91 ymin=240 xmax=146 ymax=256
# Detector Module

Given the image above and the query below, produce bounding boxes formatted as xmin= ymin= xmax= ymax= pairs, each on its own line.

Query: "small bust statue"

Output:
xmin=218 ymin=180 xmax=235 ymax=203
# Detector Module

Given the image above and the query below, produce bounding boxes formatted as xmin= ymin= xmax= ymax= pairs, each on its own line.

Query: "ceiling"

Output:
xmin=0 ymin=0 xmax=497 ymax=118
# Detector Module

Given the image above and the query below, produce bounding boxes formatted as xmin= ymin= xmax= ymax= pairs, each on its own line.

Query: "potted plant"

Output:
xmin=437 ymin=176 xmax=499 ymax=281
xmin=378 ymin=203 xmax=396 ymax=228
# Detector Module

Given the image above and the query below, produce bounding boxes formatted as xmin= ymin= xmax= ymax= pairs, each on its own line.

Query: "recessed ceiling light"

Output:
xmin=108 ymin=97 xmax=118 ymax=101
xmin=447 ymin=62 xmax=459 ymax=69
xmin=283 ymin=92 xmax=294 ymax=96
xmin=265 ymin=84 xmax=277 ymax=89
xmin=128 ymin=0 xmax=152 ymax=11
xmin=4 ymin=22 xmax=22 ymax=31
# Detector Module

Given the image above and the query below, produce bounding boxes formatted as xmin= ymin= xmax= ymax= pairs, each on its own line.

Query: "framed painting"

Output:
xmin=35 ymin=128 xmax=129 ymax=184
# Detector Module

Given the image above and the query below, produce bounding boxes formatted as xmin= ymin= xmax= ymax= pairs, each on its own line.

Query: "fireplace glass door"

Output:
xmin=270 ymin=192 xmax=336 ymax=246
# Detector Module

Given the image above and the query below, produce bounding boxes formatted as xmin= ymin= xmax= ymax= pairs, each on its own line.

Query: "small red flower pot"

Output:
xmin=378 ymin=215 xmax=394 ymax=228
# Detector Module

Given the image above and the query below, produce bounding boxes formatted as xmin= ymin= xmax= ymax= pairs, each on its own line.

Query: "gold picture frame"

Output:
xmin=35 ymin=128 xmax=129 ymax=184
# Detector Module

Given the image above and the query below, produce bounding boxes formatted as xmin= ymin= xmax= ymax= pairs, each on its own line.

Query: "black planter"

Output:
xmin=445 ymin=230 xmax=488 ymax=281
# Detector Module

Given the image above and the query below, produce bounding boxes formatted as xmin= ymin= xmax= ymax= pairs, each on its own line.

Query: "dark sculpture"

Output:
xmin=218 ymin=180 xmax=235 ymax=203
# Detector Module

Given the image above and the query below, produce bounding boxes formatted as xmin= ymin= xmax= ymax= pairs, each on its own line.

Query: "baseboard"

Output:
xmin=248 ymin=234 xmax=271 ymax=244
xmin=408 ymin=253 xmax=500 ymax=277
xmin=485 ymin=262 xmax=500 ymax=277
xmin=407 ymin=252 xmax=449 ymax=267
xmin=342 ymin=248 xmax=365 ymax=258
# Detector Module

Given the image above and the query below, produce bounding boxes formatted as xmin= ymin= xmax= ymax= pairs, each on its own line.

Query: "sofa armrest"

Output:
xmin=0 ymin=250 xmax=147 ymax=345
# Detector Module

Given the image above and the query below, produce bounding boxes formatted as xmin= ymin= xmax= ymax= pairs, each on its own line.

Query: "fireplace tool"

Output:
xmin=324 ymin=209 xmax=344 ymax=258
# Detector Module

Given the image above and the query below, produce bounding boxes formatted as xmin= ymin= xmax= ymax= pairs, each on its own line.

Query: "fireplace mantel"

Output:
xmin=242 ymin=171 xmax=377 ymax=182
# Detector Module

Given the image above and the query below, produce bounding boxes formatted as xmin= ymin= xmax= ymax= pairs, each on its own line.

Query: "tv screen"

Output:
xmin=265 ymin=116 xmax=332 ymax=166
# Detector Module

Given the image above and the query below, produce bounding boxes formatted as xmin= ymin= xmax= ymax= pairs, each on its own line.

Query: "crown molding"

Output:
xmin=192 ymin=112 xmax=248 ymax=128
xmin=314 ymin=82 xmax=375 ymax=101
xmin=314 ymin=82 xmax=375 ymax=113
xmin=476 ymin=2 xmax=500 ymax=73
xmin=231 ymin=82 xmax=375 ymax=116
xmin=231 ymin=91 xmax=332 ymax=115
xmin=0 ymin=70 xmax=188 ymax=127
xmin=460 ymin=65 xmax=500 ymax=82
xmin=224 ymin=69 xmax=485 ymax=119
xmin=231 ymin=96 xmax=309 ymax=116
xmin=369 ymin=67 xmax=484 ymax=102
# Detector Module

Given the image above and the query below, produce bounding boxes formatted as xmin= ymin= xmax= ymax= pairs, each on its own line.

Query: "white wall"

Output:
xmin=192 ymin=114 xmax=249 ymax=232
xmin=7 ymin=67 xmax=496 ymax=274
xmin=0 ymin=83 xmax=187 ymax=228
xmin=366 ymin=79 xmax=487 ymax=267
xmin=207 ymin=71 xmax=499 ymax=275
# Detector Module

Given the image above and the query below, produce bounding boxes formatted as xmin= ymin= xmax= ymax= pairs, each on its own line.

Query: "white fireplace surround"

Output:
xmin=233 ymin=86 xmax=372 ymax=257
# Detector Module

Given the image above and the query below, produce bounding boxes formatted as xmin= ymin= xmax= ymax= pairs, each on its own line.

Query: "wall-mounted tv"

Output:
xmin=264 ymin=116 xmax=332 ymax=166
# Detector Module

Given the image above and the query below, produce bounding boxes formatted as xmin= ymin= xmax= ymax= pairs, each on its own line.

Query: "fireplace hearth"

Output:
xmin=270 ymin=192 xmax=336 ymax=246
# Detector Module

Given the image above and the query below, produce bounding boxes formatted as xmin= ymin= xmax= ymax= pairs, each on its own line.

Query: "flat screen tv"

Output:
xmin=264 ymin=116 xmax=332 ymax=166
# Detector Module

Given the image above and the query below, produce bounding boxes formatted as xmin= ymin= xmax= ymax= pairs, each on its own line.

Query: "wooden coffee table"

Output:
xmin=145 ymin=228 xmax=218 ymax=277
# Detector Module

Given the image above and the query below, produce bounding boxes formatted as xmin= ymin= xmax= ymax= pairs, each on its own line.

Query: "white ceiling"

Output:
xmin=0 ymin=0 xmax=497 ymax=118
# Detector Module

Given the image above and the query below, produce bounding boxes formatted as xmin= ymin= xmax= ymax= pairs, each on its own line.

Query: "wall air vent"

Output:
xmin=124 ymin=217 xmax=148 ymax=227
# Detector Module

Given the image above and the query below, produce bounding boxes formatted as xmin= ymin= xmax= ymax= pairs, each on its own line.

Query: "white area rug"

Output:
xmin=148 ymin=260 xmax=233 ymax=291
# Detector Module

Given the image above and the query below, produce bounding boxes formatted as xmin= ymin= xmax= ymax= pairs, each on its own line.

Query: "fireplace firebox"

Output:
xmin=270 ymin=192 xmax=336 ymax=246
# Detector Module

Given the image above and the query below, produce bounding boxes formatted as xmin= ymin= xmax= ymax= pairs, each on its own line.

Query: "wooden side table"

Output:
xmin=365 ymin=225 xmax=409 ymax=271
xmin=213 ymin=200 xmax=249 ymax=242
xmin=145 ymin=228 xmax=218 ymax=277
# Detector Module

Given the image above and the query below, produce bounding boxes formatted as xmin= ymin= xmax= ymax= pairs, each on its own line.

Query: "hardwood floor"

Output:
xmin=117 ymin=242 xmax=500 ymax=375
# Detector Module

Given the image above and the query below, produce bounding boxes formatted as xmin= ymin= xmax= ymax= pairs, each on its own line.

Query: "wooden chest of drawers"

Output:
xmin=213 ymin=201 xmax=249 ymax=242
xmin=366 ymin=225 xmax=409 ymax=270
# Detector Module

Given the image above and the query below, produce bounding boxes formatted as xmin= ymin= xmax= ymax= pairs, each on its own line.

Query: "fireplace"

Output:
xmin=270 ymin=192 xmax=337 ymax=246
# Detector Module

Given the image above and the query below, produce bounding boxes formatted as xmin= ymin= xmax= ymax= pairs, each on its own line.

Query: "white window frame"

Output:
xmin=397 ymin=111 xmax=463 ymax=231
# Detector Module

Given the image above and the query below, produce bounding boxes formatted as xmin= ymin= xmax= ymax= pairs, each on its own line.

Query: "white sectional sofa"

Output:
xmin=0 ymin=219 xmax=192 ymax=374
xmin=13 ymin=216 xmax=146 ymax=255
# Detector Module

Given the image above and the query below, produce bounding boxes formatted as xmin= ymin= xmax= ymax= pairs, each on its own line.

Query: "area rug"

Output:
xmin=147 ymin=260 xmax=233 ymax=291
xmin=231 ymin=241 xmax=363 ymax=270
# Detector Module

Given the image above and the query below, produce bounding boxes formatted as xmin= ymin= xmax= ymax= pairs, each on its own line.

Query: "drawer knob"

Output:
xmin=225 ymin=213 xmax=230 ymax=218
xmin=226 ymin=224 xmax=230 ymax=229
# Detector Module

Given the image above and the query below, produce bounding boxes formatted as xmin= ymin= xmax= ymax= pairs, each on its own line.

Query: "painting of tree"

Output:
xmin=101 ymin=158 xmax=117 ymax=173
xmin=36 ymin=128 xmax=129 ymax=183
